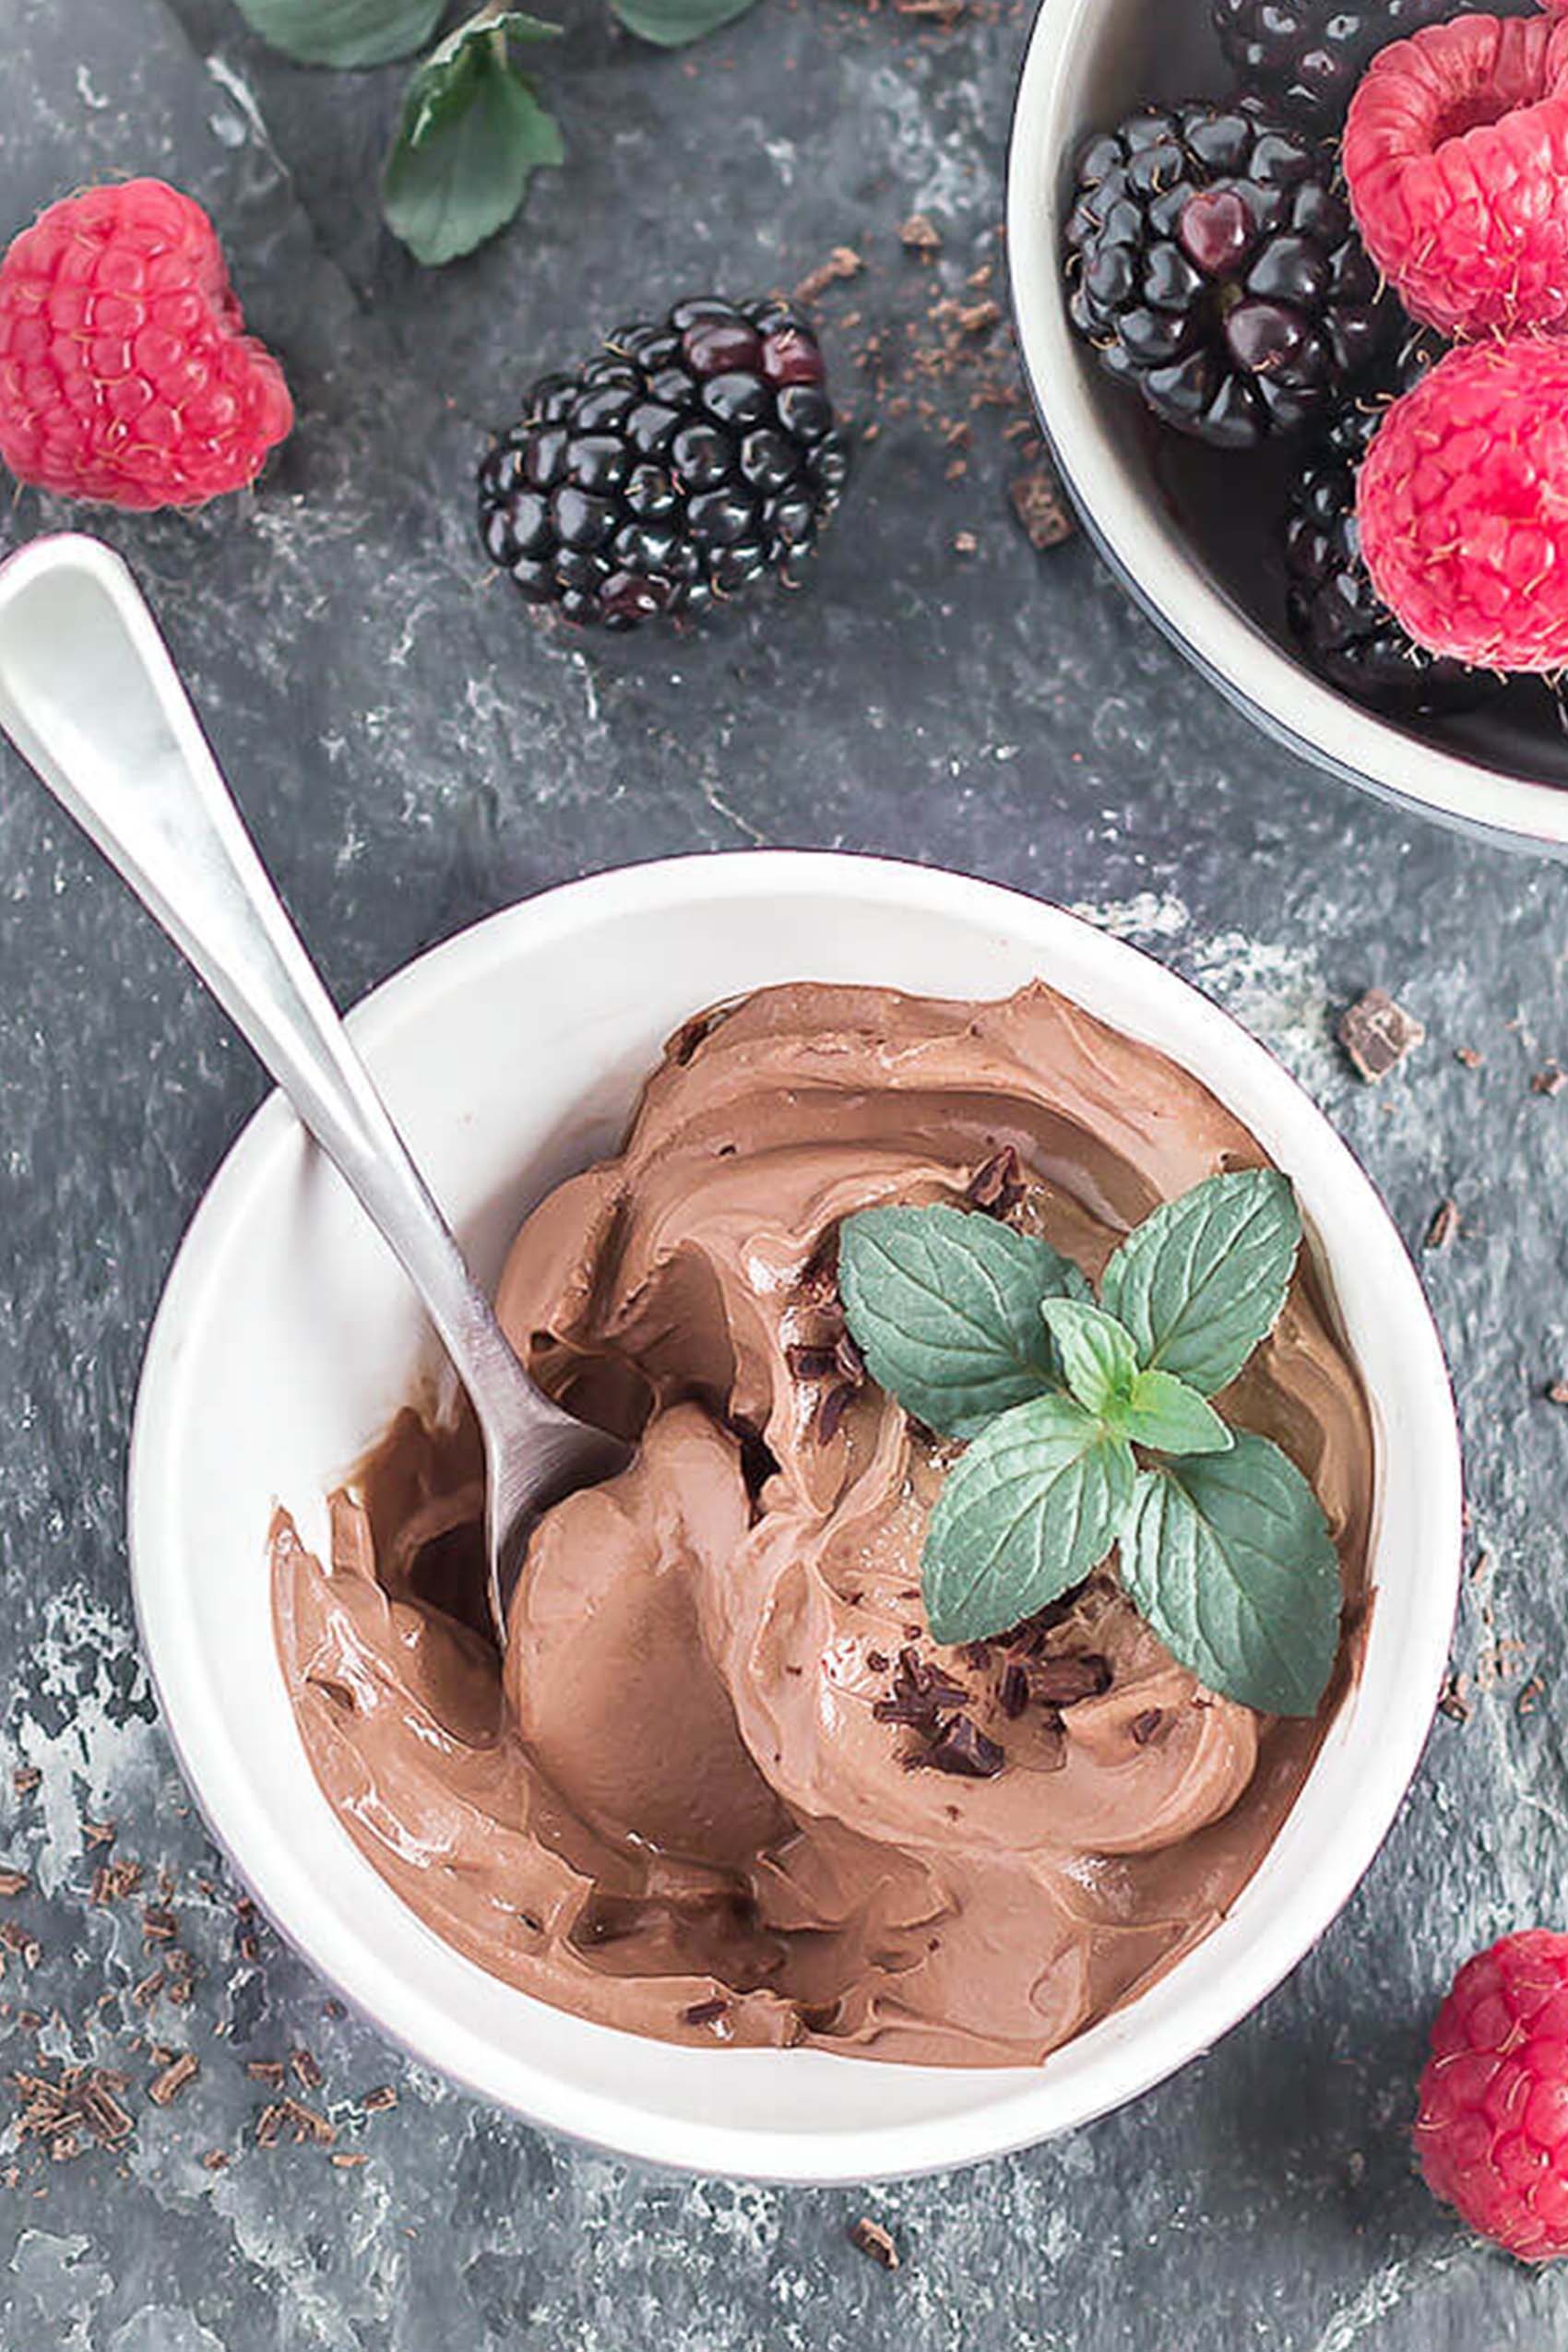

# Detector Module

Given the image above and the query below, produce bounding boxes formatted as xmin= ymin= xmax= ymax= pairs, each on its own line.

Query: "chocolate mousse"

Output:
xmin=272 ymin=980 xmax=1374 ymax=2066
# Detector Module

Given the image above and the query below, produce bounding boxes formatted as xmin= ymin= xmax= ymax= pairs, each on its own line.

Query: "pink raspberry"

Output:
xmin=1416 ymin=1930 xmax=1568 ymax=2262
xmin=0 ymin=179 xmax=292 ymax=510
xmin=1344 ymin=13 xmax=1568 ymax=334
xmin=1357 ymin=336 xmax=1568 ymax=673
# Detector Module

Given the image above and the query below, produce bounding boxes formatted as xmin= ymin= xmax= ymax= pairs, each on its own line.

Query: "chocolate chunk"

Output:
xmin=1547 ymin=1382 xmax=1568 ymax=1408
xmin=1424 ymin=1199 xmax=1459 ymax=1252
xmin=925 ymin=1715 xmax=1004 ymax=1777
xmin=682 ymin=1997 xmax=729 ymax=2027
xmin=1533 ymin=1063 xmax=1566 ymax=1097
xmin=1030 ymin=1653 xmax=1111 ymax=1706
xmin=786 ymin=1345 xmax=842 ymax=1381
xmin=1337 ymin=988 xmax=1425 ymax=1082
xmin=898 ymin=212 xmax=942 ymax=254
xmin=1009 ymin=464 xmax=1075 ymax=552
xmin=849 ymin=2215 xmax=900 ymax=2269
xmin=1129 ymin=1708 xmax=1167 ymax=1746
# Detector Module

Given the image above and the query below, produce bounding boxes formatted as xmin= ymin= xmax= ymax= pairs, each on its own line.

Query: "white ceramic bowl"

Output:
xmin=1006 ymin=0 xmax=1568 ymax=851
xmin=129 ymin=851 xmax=1460 ymax=2181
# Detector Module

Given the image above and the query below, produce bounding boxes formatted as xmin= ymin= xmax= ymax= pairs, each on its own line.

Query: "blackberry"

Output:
xmin=1063 ymin=98 xmax=1391 ymax=447
xmin=1282 ymin=333 xmax=1491 ymax=713
xmin=1211 ymin=0 xmax=1457 ymax=125
xmin=477 ymin=297 xmax=850 ymax=629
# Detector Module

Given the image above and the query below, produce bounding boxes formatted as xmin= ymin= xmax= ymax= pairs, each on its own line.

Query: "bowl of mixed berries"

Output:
xmin=1009 ymin=0 xmax=1568 ymax=847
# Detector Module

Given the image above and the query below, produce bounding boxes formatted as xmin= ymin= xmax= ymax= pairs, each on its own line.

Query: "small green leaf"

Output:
xmin=612 ymin=0 xmax=764 ymax=44
xmin=838 ymin=1205 xmax=1090 ymax=1440
xmin=1039 ymin=1297 xmax=1138 ymax=1418
xmin=922 ymin=1394 xmax=1134 ymax=1645
xmin=1123 ymin=1434 xmax=1341 ymax=1716
xmin=1120 ymin=1369 xmax=1233 ymax=1456
xmin=233 ymin=0 xmax=448 ymax=68
xmin=1100 ymin=1169 xmax=1301 ymax=1396
xmin=382 ymin=9 xmax=564 ymax=268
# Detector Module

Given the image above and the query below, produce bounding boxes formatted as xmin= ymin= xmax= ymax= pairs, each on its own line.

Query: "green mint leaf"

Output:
xmin=1039 ymin=1297 xmax=1138 ymax=1418
xmin=922 ymin=1394 xmax=1134 ymax=1645
xmin=612 ymin=0 xmax=764 ymax=44
xmin=838 ymin=1205 xmax=1090 ymax=1441
xmin=1119 ymin=1369 xmax=1233 ymax=1456
xmin=1100 ymin=1170 xmax=1301 ymax=1396
xmin=383 ymin=10 xmax=564 ymax=267
xmin=233 ymin=0 xmax=448 ymax=68
xmin=1123 ymin=1433 xmax=1341 ymax=1716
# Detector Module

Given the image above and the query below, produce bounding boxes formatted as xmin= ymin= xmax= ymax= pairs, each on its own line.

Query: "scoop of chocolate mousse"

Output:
xmin=273 ymin=980 xmax=1372 ymax=2065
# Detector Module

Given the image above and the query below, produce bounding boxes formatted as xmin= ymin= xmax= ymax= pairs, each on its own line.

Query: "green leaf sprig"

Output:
xmin=838 ymin=1170 xmax=1342 ymax=1717
xmin=232 ymin=0 xmax=766 ymax=264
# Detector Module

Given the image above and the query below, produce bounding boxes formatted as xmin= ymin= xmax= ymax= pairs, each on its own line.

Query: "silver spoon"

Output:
xmin=0 ymin=531 xmax=632 ymax=1645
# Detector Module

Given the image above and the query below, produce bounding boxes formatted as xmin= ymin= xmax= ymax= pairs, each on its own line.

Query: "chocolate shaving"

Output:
xmin=255 ymin=2102 xmax=286 ymax=2148
xmin=360 ymin=2085 xmax=398 ymax=2113
xmin=1424 ymin=1199 xmax=1459 ymax=1252
xmin=201 ymin=2149 xmax=229 ymax=2171
xmin=1438 ymin=1673 xmax=1471 ymax=1724
xmin=849 ymin=2215 xmax=900 ymax=2270
xmin=279 ymin=2096 xmax=335 ymax=2145
xmin=794 ymin=245 xmax=864 ymax=304
xmin=148 ymin=2052 xmax=199 ymax=2107
xmin=681 ymin=1997 xmax=729 ymax=2026
xmin=246 ymin=2060 xmax=286 ymax=2089
xmin=0 ymin=1870 xmax=28 ymax=1897
xmin=291 ymin=2048 xmax=323 ymax=2091
xmin=81 ymin=1820 xmax=116 ymax=1849
xmin=1337 ymin=987 xmax=1425 ymax=1082
xmin=786 ymin=1345 xmax=843 ymax=1380
xmin=1030 ymin=1653 xmax=1111 ymax=1706
xmin=92 ymin=1859 xmax=142 ymax=1905
xmin=998 ymin=1661 xmax=1030 ymax=1719
xmin=1534 ymin=1063 xmax=1566 ymax=1098
xmin=1455 ymin=1046 xmax=1483 ymax=1069
xmin=897 ymin=212 xmax=942 ymax=254
xmin=12 ymin=1767 xmax=40 ymax=1796
xmin=965 ymin=1144 xmax=1027 ymax=1220
xmin=0 ymin=1919 xmax=41 ymax=1968
xmin=332 ymin=2151 xmax=368 ymax=2169
xmin=1547 ymin=1381 xmax=1568 ymax=1408
xmin=13 ymin=2065 xmax=133 ymax=2155
xmin=1129 ymin=1708 xmax=1167 ymax=1747
xmin=814 ymin=1382 xmax=856 ymax=1444
xmin=141 ymin=1907 xmax=177 ymax=1944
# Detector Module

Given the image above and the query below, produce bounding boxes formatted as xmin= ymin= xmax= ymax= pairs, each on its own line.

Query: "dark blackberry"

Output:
xmin=1063 ymin=98 xmax=1391 ymax=447
xmin=1282 ymin=332 xmax=1492 ymax=713
xmin=478 ymin=298 xmax=849 ymax=630
xmin=1211 ymin=0 xmax=1457 ymax=125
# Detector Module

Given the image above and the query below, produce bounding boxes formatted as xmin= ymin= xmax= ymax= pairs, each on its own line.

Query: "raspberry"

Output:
xmin=1357 ymin=336 xmax=1568 ymax=671
xmin=0 ymin=180 xmax=292 ymax=510
xmin=1344 ymin=14 xmax=1568 ymax=334
xmin=1415 ymin=1931 xmax=1568 ymax=2262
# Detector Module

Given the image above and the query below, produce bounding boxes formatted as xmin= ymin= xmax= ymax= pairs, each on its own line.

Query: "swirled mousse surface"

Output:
xmin=272 ymin=980 xmax=1374 ymax=2066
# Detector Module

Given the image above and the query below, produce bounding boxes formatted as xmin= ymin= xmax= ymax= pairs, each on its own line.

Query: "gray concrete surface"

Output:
xmin=1 ymin=2 xmax=1566 ymax=2344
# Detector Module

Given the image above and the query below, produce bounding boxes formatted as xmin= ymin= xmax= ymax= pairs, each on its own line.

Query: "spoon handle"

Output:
xmin=0 ymin=531 xmax=544 ymax=1430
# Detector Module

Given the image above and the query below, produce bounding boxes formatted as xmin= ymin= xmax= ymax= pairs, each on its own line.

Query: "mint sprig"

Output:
xmin=382 ymin=8 xmax=563 ymax=267
xmin=837 ymin=1206 xmax=1088 ymax=1441
xmin=838 ymin=1169 xmax=1344 ymax=1716
xmin=233 ymin=0 xmax=766 ymax=267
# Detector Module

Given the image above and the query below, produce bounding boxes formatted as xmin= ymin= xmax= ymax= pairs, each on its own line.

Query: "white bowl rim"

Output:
xmin=1004 ymin=0 xmax=1568 ymax=857
xmin=127 ymin=849 xmax=1462 ymax=2181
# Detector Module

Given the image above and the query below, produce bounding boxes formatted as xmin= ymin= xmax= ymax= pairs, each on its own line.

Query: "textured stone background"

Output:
xmin=3 ymin=2 xmax=1568 ymax=2345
